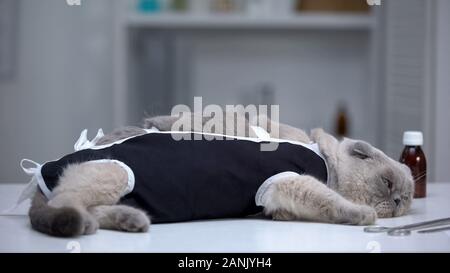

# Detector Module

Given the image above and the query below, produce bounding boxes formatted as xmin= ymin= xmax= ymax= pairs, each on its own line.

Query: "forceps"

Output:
xmin=417 ymin=226 xmax=450 ymax=234
xmin=363 ymin=217 xmax=450 ymax=236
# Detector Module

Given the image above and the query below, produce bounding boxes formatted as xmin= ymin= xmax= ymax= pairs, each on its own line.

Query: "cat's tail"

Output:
xmin=29 ymin=190 xmax=84 ymax=237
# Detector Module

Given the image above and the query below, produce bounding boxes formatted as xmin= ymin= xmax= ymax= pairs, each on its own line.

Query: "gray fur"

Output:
xmin=89 ymin=205 xmax=150 ymax=232
xmin=96 ymin=126 xmax=146 ymax=145
xmin=144 ymin=112 xmax=414 ymax=221
xmin=29 ymin=161 xmax=148 ymax=236
xmin=29 ymin=190 xmax=84 ymax=237
xmin=28 ymin=112 xmax=413 ymax=237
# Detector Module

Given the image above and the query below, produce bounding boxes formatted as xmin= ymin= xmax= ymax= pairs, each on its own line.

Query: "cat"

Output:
xmin=27 ymin=112 xmax=414 ymax=237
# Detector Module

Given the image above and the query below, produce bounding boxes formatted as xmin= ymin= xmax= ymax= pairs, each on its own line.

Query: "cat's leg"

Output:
xmin=143 ymin=112 xmax=210 ymax=131
xmin=88 ymin=205 xmax=150 ymax=232
xmin=37 ymin=162 xmax=131 ymax=236
xmin=144 ymin=112 xmax=312 ymax=143
xmin=262 ymin=174 xmax=377 ymax=225
xmin=96 ymin=126 xmax=147 ymax=145
xmin=143 ymin=115 xmax=183 ymax=131
xmin=143 ymin=112 xmax=252 ymax=136
xmin=252 ymin=114 xmax=310 ymax=143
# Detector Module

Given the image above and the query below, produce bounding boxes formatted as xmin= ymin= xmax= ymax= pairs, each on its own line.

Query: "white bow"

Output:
xmin=1 ymin=159 xmax=42 ymax=215
xmin=2 ymin=128 xmax=105 ymax=215
xmin=73 ymin=128 xmax=104 ymax=151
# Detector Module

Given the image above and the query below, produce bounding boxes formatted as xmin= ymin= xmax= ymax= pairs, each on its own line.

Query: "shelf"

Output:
xmin=127 ymin=13 xmax=375 ymax=30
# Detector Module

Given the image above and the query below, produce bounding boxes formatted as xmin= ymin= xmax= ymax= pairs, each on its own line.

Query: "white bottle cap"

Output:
xmin=403 ymin=131 xmax=423 ymax=146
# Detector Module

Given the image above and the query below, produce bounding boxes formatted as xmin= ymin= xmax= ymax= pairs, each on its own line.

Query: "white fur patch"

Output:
xmin=255 ymin=171 xmax=301 ymax=207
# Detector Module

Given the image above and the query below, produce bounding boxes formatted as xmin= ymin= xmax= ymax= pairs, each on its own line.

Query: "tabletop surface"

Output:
xmin=1 ymin=182 xmax=449 ymax=253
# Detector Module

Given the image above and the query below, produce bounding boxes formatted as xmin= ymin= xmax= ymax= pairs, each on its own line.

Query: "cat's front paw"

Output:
xmin=348 ymin=205 xmax=377 ymax=225
xmin=271 ymin=209 xmax=296 ymax=221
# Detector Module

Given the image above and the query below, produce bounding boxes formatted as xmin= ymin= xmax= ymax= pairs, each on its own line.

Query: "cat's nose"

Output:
xmin=394 ymin=198 xmax=401 ymax=206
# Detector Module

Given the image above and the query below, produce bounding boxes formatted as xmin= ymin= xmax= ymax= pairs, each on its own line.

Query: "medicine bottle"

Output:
xmin=400 ymin=131 xmax=427 ymax=198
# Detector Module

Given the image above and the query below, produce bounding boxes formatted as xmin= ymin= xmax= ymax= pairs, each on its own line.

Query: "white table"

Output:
xmin=1 ymin=183 xmax=449 ymax=253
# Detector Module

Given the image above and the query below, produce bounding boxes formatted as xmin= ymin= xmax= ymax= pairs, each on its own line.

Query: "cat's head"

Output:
xmin=312 ymin=128 xmax=414 ymax=218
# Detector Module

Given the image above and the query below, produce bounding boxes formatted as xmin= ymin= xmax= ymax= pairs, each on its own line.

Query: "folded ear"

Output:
xmin=349 ymin=141 xmax=373 ymax=160
xmin=311 ymin=128 xmax=339 ymax=166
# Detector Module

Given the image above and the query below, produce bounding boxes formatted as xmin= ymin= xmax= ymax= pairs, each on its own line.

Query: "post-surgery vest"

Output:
xmin=19 ymin=128 xmax=328 ymax=223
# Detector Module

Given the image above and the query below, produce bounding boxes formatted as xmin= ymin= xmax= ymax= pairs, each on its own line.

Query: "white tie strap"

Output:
xmin=74 ymin=128 xmax=104 ymax=151
xmin=1 ymin=159 xmax=42 ymax=215
xmin=3 ymin=129 xmax=105 ymax=216
xmin=91 ymin=128 xmax=104 ymax=144
xmin=250 ymin=126 xmax=272 ymax=141
xmin=20 ymin=159 xmax=41 ymax=175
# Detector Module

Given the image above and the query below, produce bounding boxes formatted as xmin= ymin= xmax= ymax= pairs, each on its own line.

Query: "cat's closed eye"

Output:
xmin=382 ymin=177 xmax=393 ymax=190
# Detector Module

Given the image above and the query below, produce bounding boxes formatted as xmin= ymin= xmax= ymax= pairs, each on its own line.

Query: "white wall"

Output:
xmin=434 ymin=0 xmax=450 ymax=182
xmin=131 ymin=29 xmax=373 ymax=143
xmin=189 ymin=31 xmax=372 ymax=141
xmin=0 ymin=0 xmax=114 ymax=182
xmin=2 ymin=0 xmax=447 ymax=184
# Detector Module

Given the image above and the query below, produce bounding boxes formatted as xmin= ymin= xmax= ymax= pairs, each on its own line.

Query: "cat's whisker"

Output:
xmin=414 ymin=170 xmax=427 ymax=176
xmin=414 ymin=172 xmax=426 ymax=179
xmin=413 ymin=170 xmax=427 ymax=177
xmin=414 ymin=172 xmax=427 ymax=181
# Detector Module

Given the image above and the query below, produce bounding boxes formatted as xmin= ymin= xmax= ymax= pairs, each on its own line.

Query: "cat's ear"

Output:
xmin=311 ymin=128 xmax=339 ymax=165
xmin=349 ymin=141 xmax=373 ymax=160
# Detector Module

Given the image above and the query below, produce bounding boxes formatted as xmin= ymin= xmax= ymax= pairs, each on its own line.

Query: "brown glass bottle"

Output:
xmin=335 ymin=103 xmax=349 ymax=138
xmin=399 ymin=131 xmax=427 ymax=198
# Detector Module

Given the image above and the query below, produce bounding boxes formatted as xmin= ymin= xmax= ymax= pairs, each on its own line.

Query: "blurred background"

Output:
xmin=0 ymin=0 xmax=449 ymax=183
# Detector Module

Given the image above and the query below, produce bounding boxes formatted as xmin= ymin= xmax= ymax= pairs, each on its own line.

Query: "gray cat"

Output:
xmin=28 ymin=112 xmax=414 ymax=237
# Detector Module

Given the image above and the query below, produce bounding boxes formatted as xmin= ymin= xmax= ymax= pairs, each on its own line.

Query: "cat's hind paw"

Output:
xmin=116 ymin=209 xmax=151 ymax=233
xmin=81 ymin=212 xmax=99 ymax=235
